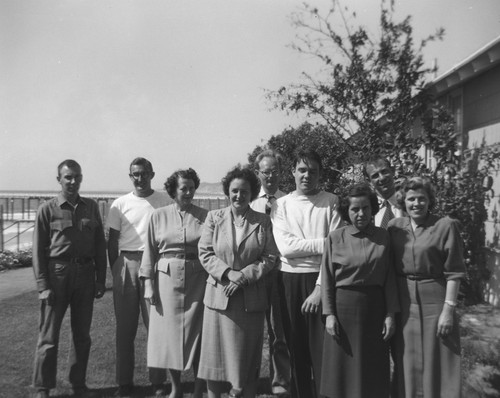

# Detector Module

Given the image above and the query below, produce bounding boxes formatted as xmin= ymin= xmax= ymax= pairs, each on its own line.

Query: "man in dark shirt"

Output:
xmin=32 ymin=159 xmax=106 ymax=398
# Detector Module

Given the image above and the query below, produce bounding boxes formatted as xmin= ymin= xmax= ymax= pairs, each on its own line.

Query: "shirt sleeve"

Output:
xmin=321 ymin=233 xmax=336 ymax=316
xmin=92 ymin=202 xmax=107 ymax=285
xmin=270 ymin=200 xmax=324 ymax=258
xmin=443 ymin=218 xmax=467 ymax=280
xmin=139 ymin=212 xmax=159 ymax=280
xmin=106 ymin=200 xmax=121 ymax=232
xmin=32 ymin=204 xmax=51 ymax=292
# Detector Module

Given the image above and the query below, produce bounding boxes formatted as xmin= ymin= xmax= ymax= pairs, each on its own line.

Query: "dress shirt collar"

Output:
xmin=57 ymin=192 xmax=83 ymax=207
xmin=377 ymin=192 xmax=397 ymax=208
xmin=258 ymin=187 xmax=283 ymax=199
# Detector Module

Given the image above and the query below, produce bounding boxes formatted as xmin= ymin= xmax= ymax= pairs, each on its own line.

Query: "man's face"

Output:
xmin=57 ymin=165 xmax=82 ymax=200
xmin=256 ymin=156 xmax=280 ymax=194
xmin=129 ymin=164 xmax=154 ymax=195
xmin=293 ymin=158 xmax=320 ymax=196
xmin=366 ymin=160 xmax=395 ymax=199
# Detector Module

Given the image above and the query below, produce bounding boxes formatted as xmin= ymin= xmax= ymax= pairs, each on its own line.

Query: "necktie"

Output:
xmin=265 ymin=194 xmax=276 ymax=215
xmin=380 ymin=200 xmax=394 ymax=229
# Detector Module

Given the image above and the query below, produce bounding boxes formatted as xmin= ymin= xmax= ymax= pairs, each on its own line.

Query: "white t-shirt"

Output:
xmin=107 ymin=191 xmax=171 ymax=251
xmin=271 ymin=190 xmax=342 ymax=274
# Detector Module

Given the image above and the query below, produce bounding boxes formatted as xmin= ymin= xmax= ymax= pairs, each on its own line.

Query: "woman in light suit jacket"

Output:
xmin=197 ymin=166 xmax=279 ymax=398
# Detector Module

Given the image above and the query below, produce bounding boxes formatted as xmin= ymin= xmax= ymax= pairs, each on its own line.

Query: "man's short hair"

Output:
xmin=129 ymin=157 xmax=154 ymax=174
xmin=57 ymin=159 xmax=81 ymax=176
xmin=254 ymin=149 xmax=283 ymax=169
xmin=293 ymin=149 xmax=323 ymax=171
xmin=362 ymin=156 xmax=393 ymax=179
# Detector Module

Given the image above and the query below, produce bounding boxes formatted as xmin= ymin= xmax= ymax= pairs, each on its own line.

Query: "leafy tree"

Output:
xmin=254 ymin=0 xmax=500 ymax=303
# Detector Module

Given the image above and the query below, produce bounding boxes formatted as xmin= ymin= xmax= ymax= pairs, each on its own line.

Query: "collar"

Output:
xmin=346 ymin=223 xmax=376 ymax=236
xmin=57 ymin=193 xmax=83 ymax=207
xmin=258 ymin=187 xmax=279 ymax=198
xmin=377 ymin=193 xmax=397 ymax=207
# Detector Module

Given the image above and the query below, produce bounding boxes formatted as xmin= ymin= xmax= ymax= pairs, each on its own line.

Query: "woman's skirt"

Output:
xmin=147 ymin=257 xmax=207 ymax=370
xmin=198 ymin=289 xmax=265 ymax=388
xmin=320 ymin=286 xmax=389 ymax=398
xmin=393 ymin=277 xmax=461 ymax=398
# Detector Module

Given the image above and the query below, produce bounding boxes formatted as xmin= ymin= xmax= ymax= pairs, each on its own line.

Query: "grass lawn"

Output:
xmin=1 ymin=277 xmax=499 ymax=397
xmin=0 ymin=285 xmax=275 ymax=398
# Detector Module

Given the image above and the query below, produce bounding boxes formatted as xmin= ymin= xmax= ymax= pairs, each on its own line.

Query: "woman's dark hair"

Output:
xmin=339 ymin=183 xmax=380 ymax=223
xmin=164 ymin=168 xmax=200 ymax=199
xmin=396 ymin=176 xmax=436 ymax=212
xmin=222 ymin=166 xmax=260 ymax=201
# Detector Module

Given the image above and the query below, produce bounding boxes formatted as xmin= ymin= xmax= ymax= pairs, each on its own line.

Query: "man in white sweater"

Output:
xmin=271 ymin=149 xmax=342 ymax=398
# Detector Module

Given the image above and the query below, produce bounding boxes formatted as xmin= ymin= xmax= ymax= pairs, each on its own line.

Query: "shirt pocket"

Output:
xmin=80 ymin=218 xmax=98 ymax=232
xmin=157 ymin=259 xmax=170 ymax=275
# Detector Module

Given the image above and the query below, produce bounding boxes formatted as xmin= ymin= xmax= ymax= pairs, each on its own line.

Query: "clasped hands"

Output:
xmin=222 ymin=270 xmax=246 ymax=297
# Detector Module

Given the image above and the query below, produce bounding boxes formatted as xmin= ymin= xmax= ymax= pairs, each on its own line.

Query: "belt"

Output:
xmin=160 ymin=252 xmax=198 ymax=260
xmin=402 ymin=274 xmax=438 ymax=281
xmin=121 ymin=250 xmax=143 ymax=255
xmin=51 ymin=257 xmax=93 ymax=265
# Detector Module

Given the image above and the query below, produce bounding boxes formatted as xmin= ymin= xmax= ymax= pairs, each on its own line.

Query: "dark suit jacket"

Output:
xmin=198 ymin=206 xmax=278 ymax=312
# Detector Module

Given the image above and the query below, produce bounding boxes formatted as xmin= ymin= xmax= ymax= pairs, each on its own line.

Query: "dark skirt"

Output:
xmin=320 ymin=286 xmax=389 ymax=398
xmin=393 ymin=277 xmax=461 ymax=398
xmin=198 ymin=289 xmax=265 ymax=388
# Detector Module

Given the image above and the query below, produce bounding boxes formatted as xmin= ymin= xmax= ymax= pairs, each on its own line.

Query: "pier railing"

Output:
xmin=0 ymin=194 xmax=228 ymax=252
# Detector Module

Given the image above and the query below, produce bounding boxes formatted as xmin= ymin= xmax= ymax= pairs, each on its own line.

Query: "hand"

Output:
xmin=382 ymin=314 xmax=395 ymax=341
xmin=437 ymin=304 xmax=455 ymax=338
xmin=38 ymin=289 xmax=54 ymax=306
xmin=223 ymin=281 xmax=240 ymax=297
xmin=325 ymin=315 xmax=339 ymax=340
xmin=144 ymin=279 xmax=158 ymax=306
xmin=226 ymin=270 xmax=246 ymax=286
xmin=95 ymin=282 xmax=105 ymax=299
xmin=301 ymin=285 xmax=321 ymax=315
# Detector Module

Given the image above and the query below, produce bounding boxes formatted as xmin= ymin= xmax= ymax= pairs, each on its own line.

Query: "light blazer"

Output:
xmin=198 ymin=206 xmax=279 ymax=312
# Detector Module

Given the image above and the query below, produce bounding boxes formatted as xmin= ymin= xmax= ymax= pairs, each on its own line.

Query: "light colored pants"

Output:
xmin=112 ymin=252 xmax=166 ymax=386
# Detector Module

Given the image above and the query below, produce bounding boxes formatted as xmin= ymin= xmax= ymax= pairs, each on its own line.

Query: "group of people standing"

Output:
xmin=31 ymin=149 xmax=465 ymax=398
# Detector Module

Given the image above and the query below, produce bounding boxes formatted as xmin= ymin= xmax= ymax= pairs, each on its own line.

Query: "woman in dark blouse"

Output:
xmin=320 ymin=183 xmax=399 ymax=398
xmin=388 ymin=177 xmax=465 ymax=398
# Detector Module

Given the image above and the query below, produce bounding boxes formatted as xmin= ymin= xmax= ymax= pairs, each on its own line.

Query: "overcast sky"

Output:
xmin=2 ymin=0 xmax=500 ymax=192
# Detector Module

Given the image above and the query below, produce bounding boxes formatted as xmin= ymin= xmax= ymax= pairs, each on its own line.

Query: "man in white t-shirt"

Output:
xmin=271 ymin=149 xmax=342 ymax=398
xmin=363 ymin=157 xmax=404 ymax=228
xmin=107 ymin=157 xmax=170 ymax=397
xmin=250 ymin=149 xmax=290 ymax=396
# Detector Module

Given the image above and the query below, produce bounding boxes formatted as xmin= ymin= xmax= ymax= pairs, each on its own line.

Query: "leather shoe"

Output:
xmin=34 ymin=390 xmax=49 ymax=398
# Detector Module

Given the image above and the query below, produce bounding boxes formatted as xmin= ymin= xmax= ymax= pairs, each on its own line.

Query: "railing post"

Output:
xmin=0 ymin=204 xmax=4 ymax=252
xmin=17 ymin=221 xmax=20 ymax=252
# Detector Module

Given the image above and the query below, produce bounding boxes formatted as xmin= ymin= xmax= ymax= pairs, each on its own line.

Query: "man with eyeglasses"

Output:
xmin=250 ymin=149 xmax=290 ymax=396
xmin=32 ymin=160 xmax=106 ymax=398
xmin=107 ymin=157 xmax=170 ymax=397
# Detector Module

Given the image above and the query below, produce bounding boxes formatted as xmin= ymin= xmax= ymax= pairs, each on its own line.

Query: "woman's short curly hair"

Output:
xmin=222 ymin=166 xmax=260 ymax=201
xmin=396 ymin=176 xmax=436 ymax=212
xmin=339 ymin=183 xmax=380 ymax=223
xmin=164 ymin=168 xmax=200 ymax=199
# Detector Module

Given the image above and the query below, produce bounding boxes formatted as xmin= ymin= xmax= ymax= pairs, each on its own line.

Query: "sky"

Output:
xmin=1 ymin=0 xmax=500 ymax=192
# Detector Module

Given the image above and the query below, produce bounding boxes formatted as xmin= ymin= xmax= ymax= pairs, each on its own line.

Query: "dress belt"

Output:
xmin=160 ymin=252 xmax=198 ymax=260
xmin=51 ymin=257 xmax=93 ymax=265
xmin=121 ymin=250 xmax=143 ymax=255
xmin=401 ymin=274 xmax=438 ymax=281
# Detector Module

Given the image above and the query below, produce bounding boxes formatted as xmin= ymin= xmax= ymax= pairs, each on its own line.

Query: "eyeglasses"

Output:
xmin=129 ymin=171 xmax=151 ymax=180
xmin=259 ymin=170 xmax=279 ymax=178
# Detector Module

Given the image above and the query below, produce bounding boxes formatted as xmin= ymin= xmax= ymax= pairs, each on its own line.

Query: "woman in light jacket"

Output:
xmin=197 ymin=166 xmax=279 ymax=398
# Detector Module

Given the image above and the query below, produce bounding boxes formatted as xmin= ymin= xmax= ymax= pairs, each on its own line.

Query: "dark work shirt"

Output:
xmin=32 ymin=193 xmax=107 ymax=291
